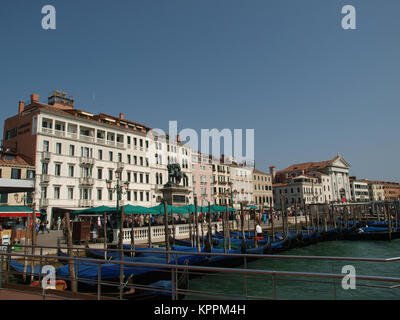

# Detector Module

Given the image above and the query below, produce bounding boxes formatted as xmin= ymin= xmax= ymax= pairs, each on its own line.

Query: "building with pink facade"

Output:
xmin=191 ymin=152 xmax=214 ymax=206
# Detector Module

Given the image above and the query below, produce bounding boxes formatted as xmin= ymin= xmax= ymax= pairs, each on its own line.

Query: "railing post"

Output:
xmin=0 ymin=252 xmax=3 ymax=289
xmin=97 ymin=263 xmax=102 ymax=300
xmin=244 ymin=256 xmax=248 ymax=299
xmin=332 ymin=262 xmax=337 ymax=300
xmin=272 ymin=273 xmax=277 ymax=300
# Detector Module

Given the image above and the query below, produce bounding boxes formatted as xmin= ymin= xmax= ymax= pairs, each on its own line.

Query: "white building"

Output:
xmin=349 ymin=178 xmax=370 ymax=202
xmin=273 ymin=155 xmax=351 ymax=203
xmin=3 ymin=91 xmax=192 ymax=228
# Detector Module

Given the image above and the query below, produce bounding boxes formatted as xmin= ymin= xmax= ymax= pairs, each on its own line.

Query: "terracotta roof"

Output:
xmin=272 ymin=183 xmax=288 ymax=187
xmin=0 ymin=154 xmax=34 ymax=167
xmin=253 ymin=168 xmax=270 ymax=175
xmin=22 ymin=101 xmax=153 ymax=135
xmin=277 ymin=156 xmax=341 ymax=174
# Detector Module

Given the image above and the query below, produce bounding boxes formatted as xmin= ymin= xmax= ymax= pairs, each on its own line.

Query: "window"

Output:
xmin=54 ymin=187 xmax=60 ymax=199
xmin=127 ymin=155 xmax=131 ymax=164
xmin=134 ymin=191 xmax=137 ymax=201
xmin=97 ymin=189 xmax=102 ymax=200
xmin=134 ymin=156 xmax=137 ymax=165
xmin=108 ymin=190 xmax=113 ymax=201
xmin=42 ymin=163 xmax=48 ymax=175
xmin=56 ymin=143 xmax=62 ymax=155
xmin=140 ymin=191 xmax=143 ymax=201
xmin=41 ymin=187 xmax=47 ymax=199
xmin=118 ymin=153 xmax=122 ymax=162
xmin=146 ymin=174 xmax=149 ymax=184
xmin=146 ymin=192 xmax=149 ymax=202
xmin=68 ymin=165 xmax=74 ymax=177
xmin=109 ymin=151 xmax=113 ymax=161
xmin=0 ymin=194 xmax=8 ymax=203
xmin=98 ymin=168 xmax=103 ymax=179
xmin=134 ymin=173 xmax=137 ymax=183
xmin=140 ymin=173 xmax=143 ymax=183
xmin=98 ymin=149 xmax=103 ymax=160
xmin=127 ymin=191 xmax=131 ymax=201
xmin=43 ymin=140 xmax=49 ymax=152
xmin=68 ymin=188 xmax=74 ymax=200
xmin=140 ymin=157 xmax=143 ymax=166
xmin=69 ymin=145 xmax=75 ymax=156
xmin=127 ymin=172 xmax=131 ymax=182
xmin=27 ymin=170 xmax=35 ymax=179
xmin=108 ymin=169 xmax=113 ymax=181
xmin=55 ymin=164 xmax=61 ymax=176
xmin=11 ymin=168 xmax=21 ymax=179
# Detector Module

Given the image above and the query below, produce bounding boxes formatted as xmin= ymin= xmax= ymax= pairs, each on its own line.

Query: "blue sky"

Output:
xmin=0 ymin=0 xmax=399 ymax=181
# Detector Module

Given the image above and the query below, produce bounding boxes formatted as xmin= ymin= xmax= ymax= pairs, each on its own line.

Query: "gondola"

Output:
xmin=123 ymin=268 xmax=189 ymax=301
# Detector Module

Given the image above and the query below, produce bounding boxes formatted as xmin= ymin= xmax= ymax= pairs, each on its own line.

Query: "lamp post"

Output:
xmin=106 ymin=167 xmax=130 ymax=231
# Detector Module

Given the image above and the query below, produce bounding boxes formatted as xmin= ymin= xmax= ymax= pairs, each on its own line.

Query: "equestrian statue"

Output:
xmin=166 ymin=163 xmax=188 ymax=187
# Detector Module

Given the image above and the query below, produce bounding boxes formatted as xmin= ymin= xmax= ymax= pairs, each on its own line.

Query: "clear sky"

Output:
xmin=0 ymin=1 xmax=399 ymax=181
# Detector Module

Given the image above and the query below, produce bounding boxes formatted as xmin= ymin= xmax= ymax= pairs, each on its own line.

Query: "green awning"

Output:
xmin=149 ymin=204 xmax=188 ymax=214
xmin=74 ymin=206 xmax=117 ymax=215
xmin=123 ymin=205 xmax=160 ymax=215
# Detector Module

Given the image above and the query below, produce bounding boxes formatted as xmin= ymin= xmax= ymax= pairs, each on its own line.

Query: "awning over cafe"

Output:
xmin=0 ymin=206 xmax=40 ymax=218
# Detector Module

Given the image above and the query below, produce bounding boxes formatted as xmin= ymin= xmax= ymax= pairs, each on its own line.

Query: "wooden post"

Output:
xmin=171 ymin=209 xmax=176 ymax=247
xmin=103 ymin=213 xmax=107 ymax=260
xmin=240 ymin=202 xmax=246 ymax=250
xmin=253 ymin=209 xmax=258 ymax=248
xmin=119 ymin=206 xmax=125 ymax=300
xmin=222 ymin=208 xmax=227 ymax=254
xmin=280 ymin=196 xmax=285 ymax=236
xmin=188 ymin=211 xmax=193 ymax=247
xmin=163 ymin=201 xmax=170 ymax=263
xmin=23 ymin=212 xmax=30 ymax=282
xmin=194 ymin=199 xmax=201 ymax=252
xmin=225 ymin=202 xmax=231 ymax=250
xmin=200 ymin=207 xmax=205 ymax=247
xmin=147 ymin=215 xmax=152 ymax=249
xmin=207 ymin=204 xmax=212 ymax=250
xmin=130 ymin=214 xmax=136 ymax=256
xmin=270 ymin=201 xmax=275 ymax=242
xmin=387 ymin=203 xmax=392 ymax=241
xmin=294 ymin=201 xmax=298 ymax=234
xmin=30 ymin=205 xmax=36 ymax=283
xmin=65 ymin=212 xmax=77 ymax=293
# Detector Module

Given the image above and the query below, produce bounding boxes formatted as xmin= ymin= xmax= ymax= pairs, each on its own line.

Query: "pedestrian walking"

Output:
xmin=57 ymin=217 xmax=62 ymax=230
xmin=43 ymin=220 xmax=50 ymax=234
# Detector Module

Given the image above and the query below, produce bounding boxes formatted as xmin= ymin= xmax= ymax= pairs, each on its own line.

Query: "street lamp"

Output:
xmin=106 ymin=168 xmax=130 ymax=229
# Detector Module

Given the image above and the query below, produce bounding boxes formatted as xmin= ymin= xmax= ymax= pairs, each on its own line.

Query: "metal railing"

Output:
xmin=1 ymin=243 xmax=400 ymax=300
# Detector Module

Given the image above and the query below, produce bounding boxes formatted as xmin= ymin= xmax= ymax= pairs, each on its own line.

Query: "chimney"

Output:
xmin=18 ymin=101 xmax=24 ymax=115
xmin=30 ymin=94 xmax=39 ymax=103
xmin=269 ymin=166 xmax=276 ymax=181
xmin=119 ymin=113 xmax=124 ymax=120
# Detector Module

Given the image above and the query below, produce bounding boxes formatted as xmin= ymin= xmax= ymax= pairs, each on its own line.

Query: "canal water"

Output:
xmin=185 ymin=239 xmax=400 ymax=300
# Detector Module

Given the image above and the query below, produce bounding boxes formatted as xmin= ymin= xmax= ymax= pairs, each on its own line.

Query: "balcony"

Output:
xmin=54 ymin=130 xmax=65 ymax=138
xmin=79 ymin=135 xmax=95 ymax=143
xmin=41 ymin=128 xmax=53 ymax=135
xmin=41 ymin=152 xmax=51 ymax=162
xmin=79 ymin=199 xmax=94 ymax=208
xmin=79 ymin=177 xmax=94 ymax=186
xmin=40 ymin=174 xmax=51 ymax=184
xmin=40 ymin=199 xmax=49 ymax=207
xmin=79 ymin=157 xmax=95 ymax=166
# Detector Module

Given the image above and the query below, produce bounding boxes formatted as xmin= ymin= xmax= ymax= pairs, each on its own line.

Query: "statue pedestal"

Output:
xmin=161 ymin=184 xmax=191 ymax=206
